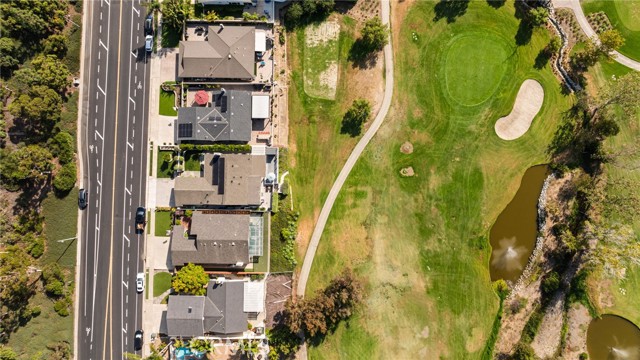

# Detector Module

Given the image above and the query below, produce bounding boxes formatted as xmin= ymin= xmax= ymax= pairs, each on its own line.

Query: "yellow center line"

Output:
xmin=102 ymin=1 xmax=124 ymax=359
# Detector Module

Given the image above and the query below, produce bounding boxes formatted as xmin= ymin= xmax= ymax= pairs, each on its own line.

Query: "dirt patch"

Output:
xmin=562 ymin=303 xmax=590 ymax=358
xmin=400 ymin=166 xmax=415 ymax=177
xmin=400 ymin=141 xmax=414 ymax=154
xmin=266 ymin=274 xmax=293 ymax=329
xmin=304 ymin=19 xmax=340 ymax=47
xmin=531 ymin=292 xmax=565 ymax=358
xmin=318 ymin=62 xmax=339 ymax=94
xmin=494 ymin=80 xmax=544 ymax=141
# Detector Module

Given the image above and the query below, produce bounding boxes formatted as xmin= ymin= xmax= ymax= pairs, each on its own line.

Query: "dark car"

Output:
xmin=144 ymin=14 xmax=153 ymax=35
xmin=78 ymin=189 xmax=88 ymax=209
xmin=134 ymin=329 xmax=143 ymax=351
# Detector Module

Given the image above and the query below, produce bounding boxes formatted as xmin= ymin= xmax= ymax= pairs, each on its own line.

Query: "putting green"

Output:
xmin=615 ymin=1 xmax=640 ymax=31
xmin=444 ymin=33 xmax=512 ymax=107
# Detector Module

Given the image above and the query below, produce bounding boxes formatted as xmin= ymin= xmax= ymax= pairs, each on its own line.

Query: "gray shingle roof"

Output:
xmin=175 ymin=90 xmax=252 ymax=144
xmin=166 ymin=280 xmax=248 ymax=337
xmin=170 ymin=212 xmax=251 ymax=267
xmin=179 ymin=25 xmax=255 ymax=80
xmin=166 ymin=296 xmax=205 ymax=337
xmin=174 ymin=153 xmax=265 ymax=207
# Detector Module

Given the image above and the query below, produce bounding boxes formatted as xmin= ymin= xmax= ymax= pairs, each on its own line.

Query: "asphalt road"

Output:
xmin=76 ymin=0 xmax=150 ymax=359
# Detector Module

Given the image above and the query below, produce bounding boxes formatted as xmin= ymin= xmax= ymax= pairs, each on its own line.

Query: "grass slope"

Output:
xmin=305 ymin=2 xmax=572 ymax=358
xmin=582 ymin=0 xmax=640 ymax=61
xmin=153 ymin=272 xmax=172 ymax=297
xmin=159 ymin=88 xmax=178 ymax=116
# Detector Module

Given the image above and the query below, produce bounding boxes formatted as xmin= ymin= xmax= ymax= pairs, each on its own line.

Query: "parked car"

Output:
xmin=136 ymin=273 xmax=144 ymax=293
xmin=145 ymin=35 xmax=153 ymax=53
xmin=134 ymin=330 xmax=143 ymax=351
xmin=78 ymin=189 xmax=88 ymax=209
xmin=144 ymin=14 xmax=153 ymax=35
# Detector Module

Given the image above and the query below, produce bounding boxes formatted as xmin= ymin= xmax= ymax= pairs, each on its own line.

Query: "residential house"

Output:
xmin=166 ymin=279 xmax=265 ymax=337
xmin=171 ymin=211 xmax=264 ymax=269
xmin=173 ymin=153 xmax=266 ymax=208
xmin=179 ymin=24 xmax=264 ymax=81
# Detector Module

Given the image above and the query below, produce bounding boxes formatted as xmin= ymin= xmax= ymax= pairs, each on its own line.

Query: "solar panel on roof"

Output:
xmin=178 ymin=123 xmax=193 ymax=138
xmin=220 ymin=96 xmax=228 ymax=113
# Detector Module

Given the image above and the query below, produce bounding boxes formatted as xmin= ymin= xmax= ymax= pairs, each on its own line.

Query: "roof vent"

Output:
xmin=188 ymin=307 xmax=192 ymax=313
xmin=232 ymin=242 xmax=235 ymax=246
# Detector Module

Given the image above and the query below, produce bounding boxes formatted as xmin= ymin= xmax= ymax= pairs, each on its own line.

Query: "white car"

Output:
xmin=136 ymin=273 xmax=145 ymax=293
xmin=145 ymin=35 xmax=153 ymax=53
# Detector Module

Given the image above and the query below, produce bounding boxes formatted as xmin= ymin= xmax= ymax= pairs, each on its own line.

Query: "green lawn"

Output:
xmin=303 ymin=21 xmax=341 ymax=100
xmin=161 ymin=24 xmax=181 ymax=48
xmin=159 ymin=88 xmax=178 ymax=116
xmin=304 ymin=2 xmax=573 ymax=359
xmin=41 ymin=189 xmax=79 ymax=270
xmin=153 ymin=272 xmax=172 ymax=297
xmin=582 ymin=0 xmax=640 ymax=61
xmin=184 ymin=151 xmax=201 ymax=171
xmin=157 ymin=149 xmax=174 ymax=178
xmin=155 ymin=211 xmax=173 ymax=237
xmin=7 ymin=190 xmax=79 ymax=358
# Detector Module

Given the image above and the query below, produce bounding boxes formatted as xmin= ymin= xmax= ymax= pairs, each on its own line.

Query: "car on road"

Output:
xmin=136 ymin=273 xmax=145 ymax=293
xmin=78 ymin=189 xmax=88 ymax=209
xmin=144 ymin=14 xmax=153 ymax=35
xmin=135 ymin=207 xmax=146 ymax=232
xmin=134 ymin=330 xmax=143 ymax=351
xmin=145 ymin=35 xmax=153 ymax=53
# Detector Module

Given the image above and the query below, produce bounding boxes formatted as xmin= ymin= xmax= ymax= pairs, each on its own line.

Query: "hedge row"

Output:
xmin=178 ymin=144 xmax=252 ymax=153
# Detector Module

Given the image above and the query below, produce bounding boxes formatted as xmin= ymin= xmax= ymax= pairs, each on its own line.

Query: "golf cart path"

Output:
xmin=296 ymin=0 xmax=394 ymax=297
xmin=552 ymin=0 xmax=640 ymax=71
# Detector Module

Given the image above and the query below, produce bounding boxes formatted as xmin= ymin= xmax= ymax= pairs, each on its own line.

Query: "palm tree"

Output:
xmin=141 ymin=0 xmax=161 ymax=15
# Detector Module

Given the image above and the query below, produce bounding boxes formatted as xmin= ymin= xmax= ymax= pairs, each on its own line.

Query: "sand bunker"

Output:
xmin=494 ymin=80 xmax=544 ymax=141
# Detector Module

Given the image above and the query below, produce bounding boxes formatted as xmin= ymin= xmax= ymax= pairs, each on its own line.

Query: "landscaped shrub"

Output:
xmin=50 ymin=131 xmax=75 ymax=164
xmin=43 ymin=264 xmax=66 ymax=297
xmin=53 ymin=162 xmax=77 ymax=193
xmin=512 ymin=342 xmax=536 ymax=360
xmin=53 ymin=297 xmax=70 ymax=316
xmin=178 ymin=144 xmax=251 ymax=153
xmin=27 ymin=235 xmax=44 ymax=258
xmin=541 ymin=271 xmax=561 ymax=296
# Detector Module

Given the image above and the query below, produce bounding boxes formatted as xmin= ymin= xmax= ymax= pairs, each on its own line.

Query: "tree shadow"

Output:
xmin=534 ymin=49 xmax=551 ymax=69
xmin=433 ymin=0 xmax=470 ymax=23
xmin=487 ymin=0 xmax=506 ymax=8
xmin=340 ymin=116 xmax=363 ymax=137
xmin=514 ymin=2 xmax=533 ymax=46
xmin=348 ymin=39 xmax=379 ymax=70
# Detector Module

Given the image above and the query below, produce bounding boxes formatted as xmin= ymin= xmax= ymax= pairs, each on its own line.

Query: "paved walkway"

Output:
xmin=296 ymin=0 xmax=394 ymax=297
xmin=552 ymin=0 xmax=640 ymax=71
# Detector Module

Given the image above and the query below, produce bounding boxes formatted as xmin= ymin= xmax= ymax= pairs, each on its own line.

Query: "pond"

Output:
xmin=489 ymin=165 xmax=549 ymax=283
xmin=587 ymin=314 xmax=640 ymax=360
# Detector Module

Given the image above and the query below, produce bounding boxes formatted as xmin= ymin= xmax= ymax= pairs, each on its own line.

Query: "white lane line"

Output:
xmin=124 ymin=235 xmax=130 ymax=244
xmin=126 ymin=308 xmax=128 ymax=317
xmin=95 ymin=92 xmax=98 ymax=100
xmin=104 ymin=0 xmax=109 ymax=6
xmin=100 ymin=12 xmax=102 ymax=21
xmin=97 ymin=83 xmax=106 ymax=95
xmin=132 ymin=129 xmax=135 ymax=138
xmin=122 ymin=327 xmax=127 ymax=334
xmin=98 ymin=51 xmax=101 ymax=60
xmin=137 ymin=23 xmax=139 ymax=31
xmin=97 ymin=64 xmax=100 ymax=73
xmin=94 ymin=117 xmax=97 ymax=127
xmin=95 ymin=159 xmax=99 ymax=167
xmin=127 ymin=142 xmax=134 ymax=150
xmin=129 ymin=198 xmax=131 ymax=206
xmin=132 ymin=6 xmax=139 ymax=15
xmin=130 ymin=170 xmax=133 ymax=179
xmin=99 ymin=25 xmax=102 ymax=33
xmin=133 ymin=89 xmax=137 ymax=97
xmin=134 ymin=75 xmax=137 ymax=83
xmin=95 ymin=130 xmax=103 ymax=140
xmin=136 ymin=35 xmax=139 ymax=43
xmin=131 ymin=157 xmax=133 ymax=165
xmin=132 ymin=116 xmax=135 ymax=124
xmin=131 ymin=50 xmax=137 ymax=58
xmin=129 ymin=97 xmax=136 ymax=109
xmin=135 ymin=62 xmax=138 ymax=70
xmin=95 ymin=105 xmax=98 ymax=113
xmin=99 ymin=39 xmax=108 ymax=51
xmin=128 ymin=225 xmax=131 ymax=233
xmin=97 ymin=178 xmax=101 ymax=186
xmin=125 ymin=187 xmax=131 ymax=195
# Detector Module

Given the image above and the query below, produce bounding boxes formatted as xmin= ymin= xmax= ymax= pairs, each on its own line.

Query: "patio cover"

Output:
xmin=255 ymin=30 xmax=266 ymax=53
xmin=251 ymin=95 xmax=270 ymax=119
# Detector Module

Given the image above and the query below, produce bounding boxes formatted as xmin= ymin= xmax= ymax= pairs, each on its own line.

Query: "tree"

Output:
xmin=8 ymin=85 xmax=62 ymax=136
xmin=0 ymin=145 xmax=53 ymax=186
xmin=528 ymin=6 xmax=549 ymax=27
xmin=541 ymin=271 xmax=560 ymax=295
xmin=30 ymin=55 xmax=71 ymax=93
xmin=0 ymin=346 xmax=18 ymax=360
xmin=360 ymin=17 xmax=389 ymax=51
xmin=341 ymin=99 xmax=372 ymax=137
xmin=142 ymin=0 xmax=162 ymax=15
xmin=285 ymin=3 xmax=303 ymax=25
xmin=161 ymin=0 xmax=192 ymax=30
xmin=172 ymin=263 xmax=209 ymax=295
xmin=43 ymin=34 xmax=68 ymax=59
xmin=546 ymin=36 xmax=562 ymax=55
xmin=0 ymin=38 xmax=20 ymax=72
xmin=51 ymin=131 xmax=75 ymax=164
xmin=53 ymin=162 xmax=77 ymax=193
xmin=599 ymin=29 xmax=625 ymax=54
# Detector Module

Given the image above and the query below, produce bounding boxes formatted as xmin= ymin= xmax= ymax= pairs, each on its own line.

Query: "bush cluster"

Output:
xmin=178 ymin=143 xmax=251 ymax=153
